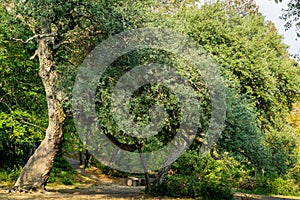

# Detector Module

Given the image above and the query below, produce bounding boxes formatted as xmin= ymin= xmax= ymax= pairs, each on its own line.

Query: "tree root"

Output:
xmin=6 ymin=186 xmax=46 ymax=194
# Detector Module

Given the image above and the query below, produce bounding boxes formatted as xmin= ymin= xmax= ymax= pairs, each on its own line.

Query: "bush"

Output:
xmin=0 ymin=165 xmax=22 ymax=185
xmin=264 ymin=177 xmax=297 ymax=196
xmin=154 ymin=151 xmax=236 ymax=199
xmin=199 ymin=180 xmax=234 ymax=200
xmin=239 ymin=176 xmax=256 ymax=190
xmin=47 ymin=155 xmax=76 ymax=185
xmin=240 ymin=174 xmax=298 ymax=196
xmin=287 ymin=160 xmax=300 ymax=183
xmin=156 ymin=174 xmax=233 ymax=199
xmin=0 ymin=111 xmax=45 ymax=169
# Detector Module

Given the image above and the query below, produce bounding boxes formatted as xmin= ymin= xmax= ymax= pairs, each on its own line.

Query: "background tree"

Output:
xmin=182 ymin=1 xmax=299 ymax=172
xmin=148 ymin=1 xmax=300 ymax=196
xmin=146 ymin=0 xmax=300 ymax=186
xmin=0 ymin=4 xmax=47 ymax=170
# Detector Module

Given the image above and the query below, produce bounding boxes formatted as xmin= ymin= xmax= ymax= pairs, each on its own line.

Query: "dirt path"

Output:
xmin=1 ymin=157 xmax=299 ymax=200
xmin=0 ymin=184 xmax=146 ymax=200
xmin=1 ymin=185 xmax=300 ymax=200
xmin=0 ymin=157 xmax=167 ymax=200
xmin=234 ymin=192 xmax=300 ymax=200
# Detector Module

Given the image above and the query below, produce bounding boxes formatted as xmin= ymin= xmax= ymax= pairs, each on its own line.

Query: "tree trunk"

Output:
xmin=150 ymin=165 xmax=170 ymax=192
xmin=12 ymin=36 xmax=65 ymax=192
xmin=138 ymin=149 xmax=151 ymax=193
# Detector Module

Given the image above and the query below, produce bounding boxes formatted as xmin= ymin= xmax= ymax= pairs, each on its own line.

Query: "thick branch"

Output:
xmin=53 ymin=30 xmax=102 ymax=50
xmin=104 ymin=133 xmax=138 ymax=152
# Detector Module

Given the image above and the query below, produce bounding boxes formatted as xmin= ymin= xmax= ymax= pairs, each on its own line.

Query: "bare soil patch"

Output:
xmin=1 ymin=157 xmax=299 ymax=200
xmin=1 ymin=185 xmax=300 ymax=200
xmin=0 ymin=183 xmax=177 ymax=200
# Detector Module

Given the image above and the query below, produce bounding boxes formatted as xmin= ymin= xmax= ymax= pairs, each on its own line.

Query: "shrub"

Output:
xmin=198 ymin=180 xmax=234 ymax=200
xmin=48 ymin=155 xmax=76 ymax=185
xmin=287 ymin=161 xmax=300 ymax=183
xmin=0 ymin=165 xmax=22 ymax=185
xmin=155 ymin=151 xmax=236 ymax=199
xmin=239 ymin=176 xmax=256 ymax=190
xmin=240 ymin=174 xmax=298 ymax=196
xmin=157 ymin=174 xmax=233 ymax=199
xmin=264 ymin=177 xmax=296 ymax=195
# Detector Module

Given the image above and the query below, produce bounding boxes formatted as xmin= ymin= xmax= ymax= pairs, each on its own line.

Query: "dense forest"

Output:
xmin=0 ymin=0 xmax=300 ymax=199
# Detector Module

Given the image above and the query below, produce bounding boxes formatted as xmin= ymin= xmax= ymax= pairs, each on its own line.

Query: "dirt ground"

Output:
xmin=1 ymin=184 xmax=300 ymax=200
xmin=0 ymin=183 xmax=151 ymax=200
xmin=1 ymin=157 xmax=299 ymax=200
xmin=0 ymin=157 xmax=181 ymax=200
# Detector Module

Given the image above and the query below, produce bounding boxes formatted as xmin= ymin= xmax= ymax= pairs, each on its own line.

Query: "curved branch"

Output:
xmin=11 ymin=33 xmax=55 ymax=44
xmin=104 ymin=133 xmax=138 ymax=152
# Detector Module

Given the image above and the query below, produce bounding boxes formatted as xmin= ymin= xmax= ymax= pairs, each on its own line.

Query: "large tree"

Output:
xmin=2 ymin=0 xmax=153 ymax=192
xmin=183 ymin=1 xmax=300 ymax=173
xmin=147 ymin=0 xmax=300 ymax=184
xmin=94 ymin=0 xmax=300 ymax=189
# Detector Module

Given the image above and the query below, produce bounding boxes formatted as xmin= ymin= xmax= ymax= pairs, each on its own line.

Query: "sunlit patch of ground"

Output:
xmin=1 ymin=185 xmax=300 ymax=200
xmin=1 ymin=157 xmax=299 ymax=200
xmin=0 ymin=184 xmax=182 ymax=200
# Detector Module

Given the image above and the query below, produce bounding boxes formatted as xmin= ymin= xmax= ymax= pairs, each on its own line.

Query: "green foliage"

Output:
xmin=287 ymin=160 xmax=300 ymax=183
xmin=240 ymin=175 xmax=299 ymax=196
xmin=1 ymin=0 xmax=299 ymax=197
xmin=181 ymin=2 xmax=299 ymax=126
xmin=95 ymin=48 xmax=210 ymax=157
xmin=263 ymin=177 xmax=297 ymax=195
xmin=175 ymin=1 xmax=300 ymax=174
xmin=48 ymin=155 xmax=77 ymax=185
xmin=0 ymin=0 xmax=157 ymax=180
xmin=0 ymin=111 xmax=45 ymax=167
xmin=0 ymin=166 xmax=22 ymax=185
xmin=216 ymin=90 xmax=268 ymax=169
xmin=0 ymin=4 xmax=47 ymax=168
xmin=61 ymin=117 xmax=84 ymax=154
xmin=263 ymin=123 xmax=299 ymax=174
xmin=153 ymin=151 xmax=237 ymax=199
xmin=91 ymin=0 xmax=298 ymax=186
xmin=0 ymin=4 xmax=45 ymax=113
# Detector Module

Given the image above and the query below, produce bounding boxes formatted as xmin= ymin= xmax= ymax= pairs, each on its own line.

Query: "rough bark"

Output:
xmin=12 ymin=35 xmax=65 ymax=192
xmin=138 ymin=149 xmax=151 ymax=193
xmin=151 ymin=165 xmax=170 ymax=191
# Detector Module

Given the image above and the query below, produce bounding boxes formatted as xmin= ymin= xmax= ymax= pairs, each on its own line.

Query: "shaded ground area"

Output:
xmin=1 ymin=157 xmax=299 ymax=200
xmin=0 ymin=184 xmax=145 ymax=200
xmin=1 ymin=185 xmax=300 ymax=200
xmin=234 ymin=193 xmax=300 ymax=200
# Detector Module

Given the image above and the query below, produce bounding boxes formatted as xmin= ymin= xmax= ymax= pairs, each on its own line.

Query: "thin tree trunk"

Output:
xmin=12 ymin=36 xmax=65 ymax=192
xmin=139 ymin=149 xmax=151 ymax=193
xmin=151 ymin=165 xmax=170 ymax=192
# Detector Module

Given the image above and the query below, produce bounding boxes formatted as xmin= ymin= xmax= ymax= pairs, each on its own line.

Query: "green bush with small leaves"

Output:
xmin=153 ymin=151 xmax=236 ymax=199
xmin=264 ymin=177 xmax=297 ymax=196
